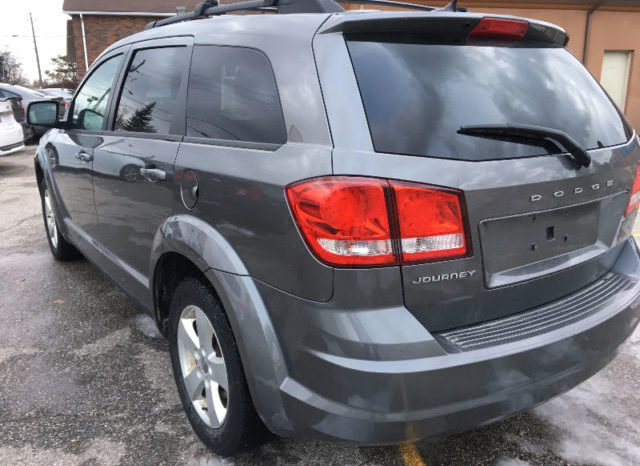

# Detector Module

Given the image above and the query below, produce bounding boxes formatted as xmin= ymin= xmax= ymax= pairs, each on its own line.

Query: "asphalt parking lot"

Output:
xmin=1 ymin=146 xmax=639 ymax=466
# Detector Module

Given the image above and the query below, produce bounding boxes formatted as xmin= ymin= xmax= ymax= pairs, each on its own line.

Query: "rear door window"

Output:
xmin=347 ymin=36 xmax=631 ymax=161
xmin=114 ymin=46 xmax=188 ymax=134
xmin=186 ymin=45 xmax=286 ymax=145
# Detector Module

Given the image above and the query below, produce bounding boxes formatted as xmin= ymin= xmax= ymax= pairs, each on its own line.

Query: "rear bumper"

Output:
xmin=0 ymin=124 xmax=25 ymax=155
xmin=237 ymin=239 xmax=640 ymax=444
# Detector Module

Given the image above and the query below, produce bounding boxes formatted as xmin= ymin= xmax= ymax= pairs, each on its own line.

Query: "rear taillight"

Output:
xmin=391 ymin=181 xmax=469 ymax=264
xmin=469 ymin=18 xmax=529 ymax=40
xmin=626 ymin=163 xmax=640 ymax=215
xmin=286 ymin=177 xmax=471 ymax=267
xmin=285 ymin=177 xmax=396 ymax=266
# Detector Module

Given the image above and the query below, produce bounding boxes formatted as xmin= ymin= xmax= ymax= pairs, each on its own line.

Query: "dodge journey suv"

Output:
xmin=28 ymin=0 xmax=640 ymax=455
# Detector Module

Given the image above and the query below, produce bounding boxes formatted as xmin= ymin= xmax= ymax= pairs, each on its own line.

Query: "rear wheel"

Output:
xmin=39 ymin=178 xmax=80 ymax=261
xmin=168 ymin=276 xmax=266 ymax=455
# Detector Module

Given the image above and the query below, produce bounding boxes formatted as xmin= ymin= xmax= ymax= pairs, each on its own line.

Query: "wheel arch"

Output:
xmin=34 ymin=157 xmax=44 ymax=194
xmin=149 ymin=215 xmax=292 ymax=435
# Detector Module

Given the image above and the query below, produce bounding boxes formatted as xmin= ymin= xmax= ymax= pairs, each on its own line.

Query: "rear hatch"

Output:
xmin=341 ymin=14 xmax=640 ymax=331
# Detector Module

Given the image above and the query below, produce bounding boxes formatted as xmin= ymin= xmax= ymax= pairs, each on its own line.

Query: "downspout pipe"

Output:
xmin=79 ymin=13 xmax=89 ymax=74
xmin=583 ymin=1 xmax=605 ymax=65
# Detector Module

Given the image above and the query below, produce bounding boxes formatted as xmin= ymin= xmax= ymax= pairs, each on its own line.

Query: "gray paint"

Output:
xmin=33 ymin=10 xmax=640 ymax=445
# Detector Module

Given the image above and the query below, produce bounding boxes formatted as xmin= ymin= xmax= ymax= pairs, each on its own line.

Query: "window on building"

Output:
xmin=70 ymin=54 xmax=122 ymax=131
xmin=186 ymin=46 xmax=286 ymax=145
xmin=600 ymin=51 xmax=632 ymax=111
xmin=114 ymin=47 xmax=188 ymax=134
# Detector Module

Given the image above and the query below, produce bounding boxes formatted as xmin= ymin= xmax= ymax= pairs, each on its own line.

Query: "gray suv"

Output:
xmin=28 ymin=0 xmax=640 ymax=456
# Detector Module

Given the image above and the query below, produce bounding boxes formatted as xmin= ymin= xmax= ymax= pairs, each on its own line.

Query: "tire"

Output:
xmin=168 ymin=276 xmax=267 ymax=455
xmin=38 ymin=177 xmax=80 ymax=261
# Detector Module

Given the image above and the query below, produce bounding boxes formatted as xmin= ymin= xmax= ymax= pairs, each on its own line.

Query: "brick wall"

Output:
xmin=68 ymin=14 xmax=161 ymax=78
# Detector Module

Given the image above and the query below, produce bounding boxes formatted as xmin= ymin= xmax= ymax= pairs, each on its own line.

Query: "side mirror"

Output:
xmin=27 ymin=101 xmax=60 ymax=127
xmin=78 ymin=108 xmax=104 ymax=131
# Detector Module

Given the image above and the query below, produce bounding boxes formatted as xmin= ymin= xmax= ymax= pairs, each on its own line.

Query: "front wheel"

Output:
xmin=39 ymin=178 xmax=80 ymax=261
xmin=168 ymin=277 xmax=267 ymax=455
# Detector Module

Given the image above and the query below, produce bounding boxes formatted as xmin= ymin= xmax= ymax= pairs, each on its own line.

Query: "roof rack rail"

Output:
xmin=145 ymin=0 xmax=465 ymax=30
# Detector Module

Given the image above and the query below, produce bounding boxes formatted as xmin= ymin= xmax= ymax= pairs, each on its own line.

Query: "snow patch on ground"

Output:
xmin=0 ymin=438 xmax=125 ymax=466
xmin=132 ymin=314 xmax=163 ymax=338
xmin=495 ymin=458 xmax=532 ymax=466
xmin=0 ymin=346 xmax=39 ymax=365
xmin=503 ymin=433 xmax=546 ymax=457
xmin=187 ymin=457 xmax=235 ymax=466
xmin=628 ymin=324 xmax=640 ymax=362
xmin=74 ymin=327 xmax=131 ymax=357
xmin=533 ymin=371 xmax=640 ymax=466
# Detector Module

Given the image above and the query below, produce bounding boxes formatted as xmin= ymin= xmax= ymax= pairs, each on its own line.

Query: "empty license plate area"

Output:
xmin=479 ymin=194 xmax=627 ymax=288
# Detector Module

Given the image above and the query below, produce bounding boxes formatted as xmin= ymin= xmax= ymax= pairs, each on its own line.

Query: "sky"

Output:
xmin=0 ymin=0 xmax=69 ymax=85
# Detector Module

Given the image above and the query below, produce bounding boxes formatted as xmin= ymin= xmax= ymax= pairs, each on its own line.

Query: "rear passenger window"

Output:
xmin=114 ymin=47 xmax=187 ymax=134
xmin=186 ymin=46 xmax=286 ymax=145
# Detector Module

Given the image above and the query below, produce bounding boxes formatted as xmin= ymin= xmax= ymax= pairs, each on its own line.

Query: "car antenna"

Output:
xmin=440 ymin=0 xmax=466 ymax=11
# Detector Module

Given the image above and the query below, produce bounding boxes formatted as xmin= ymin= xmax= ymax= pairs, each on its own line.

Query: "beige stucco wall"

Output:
xmin=586 ymin=9 xmax=640 ymax=129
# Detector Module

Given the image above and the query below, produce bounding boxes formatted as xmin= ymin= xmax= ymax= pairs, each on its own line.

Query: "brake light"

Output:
xmin=469 ymin=18 xmax=529 ymax=40
xmin=286 ymin=177 xmax=470 ymax=267
xmin=286 ymin=177 xmax=396 ymax=266
xmin=626 ymin=163 xmax=640 ymax=215
xmin=391 ymin=181 xmax=470 ymax=263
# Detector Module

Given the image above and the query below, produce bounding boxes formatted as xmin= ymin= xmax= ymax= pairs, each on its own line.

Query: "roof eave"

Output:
xmin=63 ymin=10 xmax=176 ymax=17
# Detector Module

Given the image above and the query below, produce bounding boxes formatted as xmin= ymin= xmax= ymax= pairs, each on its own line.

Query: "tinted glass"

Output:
xmin=186 ymin=46 xmax=286 ymax=144
xmin=2 ymin=90 xmax=20 ymax=99
xmin=114 ymin=47 xmax=187 ymax=134
xmin=347 ymin=38 xmax=631 ymax=161
xmin=71 ymin=54 xmax=122 ymax=131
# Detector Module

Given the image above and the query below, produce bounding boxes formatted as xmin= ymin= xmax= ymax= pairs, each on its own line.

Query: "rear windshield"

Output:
xmin=346 ymin=37 xmax=631 ymax=161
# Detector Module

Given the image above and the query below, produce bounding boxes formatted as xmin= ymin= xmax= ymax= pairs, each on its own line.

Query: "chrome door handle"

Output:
xmin=139 ymin=168 xmax=166 ymax=182
xmin=75 ymin=150 xmax=93 ymax=162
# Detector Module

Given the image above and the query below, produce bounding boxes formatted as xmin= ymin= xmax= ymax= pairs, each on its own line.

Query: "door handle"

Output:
xmin=75 ymin=150 xmax=93 ymax=162
xmin=139 ymin=168 xmax=166 ymax=182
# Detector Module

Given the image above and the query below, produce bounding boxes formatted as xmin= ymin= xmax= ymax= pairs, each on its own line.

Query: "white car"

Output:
xmin=0 ymin=99 xmax=24 ymax=155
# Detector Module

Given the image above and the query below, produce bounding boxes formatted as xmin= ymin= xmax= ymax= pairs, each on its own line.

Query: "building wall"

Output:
xmin=586 ymin=9 xmax=640 ymax=130
xmin=68 ymin=15 xmax=160 ymax=78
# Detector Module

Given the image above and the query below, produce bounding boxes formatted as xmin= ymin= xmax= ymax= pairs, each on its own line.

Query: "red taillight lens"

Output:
xmin=285 ymin=177 xmax=396 ymax=266
xmin=626 ymin=163 xmax=640 ymax=215
xmin=391 ymin=181 xmax=470 ymax=263
xmin=286 ymin=177 xmax=470 ymax=267
xmin=469 ymin=18 xmax=529 ymax=40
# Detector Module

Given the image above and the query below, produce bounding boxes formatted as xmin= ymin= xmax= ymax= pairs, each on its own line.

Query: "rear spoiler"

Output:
xmin=318 ymin=12 xmax=569 ymax=47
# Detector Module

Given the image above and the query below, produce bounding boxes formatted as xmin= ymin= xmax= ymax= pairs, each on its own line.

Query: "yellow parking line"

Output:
xmin=399 ymin=443 xmax=426 ymax=466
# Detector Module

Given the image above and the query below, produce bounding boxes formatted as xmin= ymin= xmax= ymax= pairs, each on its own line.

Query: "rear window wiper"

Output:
xmin=458 ymin=124 xmax=591 ymax=168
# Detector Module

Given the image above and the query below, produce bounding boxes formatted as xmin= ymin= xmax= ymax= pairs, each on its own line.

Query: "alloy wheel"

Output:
xmin=43 ymin=188 xmax=58 ymax=249
xmin=177 ymin=305 xmax=229 ymax=428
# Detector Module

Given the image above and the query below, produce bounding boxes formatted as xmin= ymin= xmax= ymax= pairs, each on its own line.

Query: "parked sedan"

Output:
xmin=38 ymin=88 xmax=73 ymax=110
xmin=0 ymin=99 xmax=24 ymax=155
xmin=0 ymin=84 xmax=64 ymax=137
xmin=4 ymin=96 xmax=34 ymax=142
